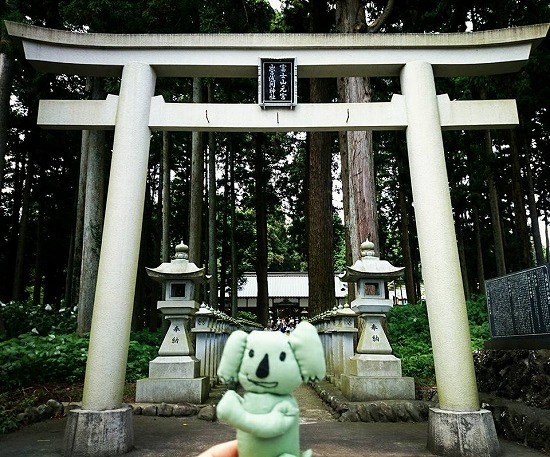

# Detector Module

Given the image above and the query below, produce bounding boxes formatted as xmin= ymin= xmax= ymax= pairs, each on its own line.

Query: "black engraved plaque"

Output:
xmin=258 ymin=58 xmax=296 ymax=107
xmin=485 ymin=264 xmax=550 ymax=337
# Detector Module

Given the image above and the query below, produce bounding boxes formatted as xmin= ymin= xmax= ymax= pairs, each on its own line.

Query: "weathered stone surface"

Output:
xmin=379 ymin=402 xmax=398 ymax=422
xmin=46 ymin=399 xmax=64 ymax=416
xmin=338 ymin=410 xmax=359 ymax=422
xmin=37 ymin=404 xmax=53 ymax=419
xmin=313 ymin=379 xmax=432 ymax=423
xmin=142 ymin=405 xmax=158 ymax=416
xmin=158 ymin=402 xmax=173 ymax=417
xmin=24 ymin=406 xmax=40 ymax=422
xmin=173 ymin=403 xmax=198 ymax=417
xmin=480 ymin=393 xmax=550 ymax=454
xmin=63 ymin=406 xmax=134 ymax=457
xmin=16 ymin=412 xmax=28 ymax=423
xmin=198 ymin=405 xmax=216 ymax=422
xmin=132 ymin=405 xmax=142 ymax=415
xmin=427 ymin=408 xmax=500 ymax=457
xmin=474 ymin=349 xmax=550 ymax=409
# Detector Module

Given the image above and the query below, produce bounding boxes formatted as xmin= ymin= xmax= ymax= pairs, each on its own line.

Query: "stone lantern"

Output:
xmin=339 ymin=240 xmax=415 ymax=401
xmin=135 ymin=242 xmax=210 ymax=404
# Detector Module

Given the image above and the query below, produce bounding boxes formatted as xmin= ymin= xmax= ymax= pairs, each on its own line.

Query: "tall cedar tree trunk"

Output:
xmin=254 ymin=133 xmax=269 ymax=327
xmin=473 ymin=206 xmax=486 ymax=295
xmin=0 ymin=49 xmax=13 ymax=203
xmin=520 ymin=119 xmax=545 ymax=265
xmin=396 ymin=141 xmax=417 ymax=304
xmin=456 ymin=213 xmax=471 ymax=300
xmin=336 ymin=0 xmax=393 ymax=264
xmin=484 ymin=129 xmax=506 ymax=276
xmin=509 ymin=128 xmax=532 ymax=269
xmin=161 ymin=131 xmax=171 ymax=263
xmin=12 ymin=101 xmax=38 ymax=301
xmin=77 ymin=77 xmax=106 ymax=334
xmin=219 ymin=139 xmax=231 ymax=311
xmin=0 ymin=48 xmax=13 ymax=335
xmin=189 ymin=78 xmax=204 ymax=265
xmin=32 ymin=192 xmax=44 ymax=304
xmin=66 ymin=78 xmax=93 ymax=307
xmin=308 ymin=0 xmax=335 ymax=316
xmin=207 ymin=84 xmax=218 ymax=309
xmin=229 ymin=139 xmax=238 ymax=317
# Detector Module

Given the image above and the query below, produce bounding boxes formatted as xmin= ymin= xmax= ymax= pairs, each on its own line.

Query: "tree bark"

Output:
xmin=254 ymin=133 xmax=269 ymax=327
xmin=189 ymin=77 xmax=204 ymax=265
xmin=67 ymin=129 xmax=90 ymax=308
xmin=307 ymin=0 xmax=336 ymax=317
xmin=161 ymin=131 xmax=171 ymax=263
xmin=484 ymin=130 xmax=506 ymax=276
xmin=509 ymin=128 xmax=532 ymax=269
xmin=77 ymin=127 xmax=106 ymax=335
xmin=0 ymin=51 xmax=13 ymax=197
xmin=456 ymin=213 xmax=471 ymax=300
xmin=396 ymin=144 xmax=417 ymax=305
xmin=336 ymin=0 xmax=379 ymax=260
xmin=77 ymin=78 xmax=107 ymax=335
xmin=473 ymin=206 xmax=486 ymax=295
xmin=12 ymin=155 xmax=31 ymax=301
xmin=229 ymin=139 xmax=238 ymax=318
xmin=32 ymin=194 xmax=44 ymax=305
xmin=207 ymin=84 xmax=218 ymax=309
xmin=308 ymin=78 xmax=335 ymax=316
xmin=521 ymin=131 xmax=544 ymax=265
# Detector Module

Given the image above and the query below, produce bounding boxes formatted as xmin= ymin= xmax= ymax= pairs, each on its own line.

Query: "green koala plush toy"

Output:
xmin=216 ymin=321 xmax=326 ymax=457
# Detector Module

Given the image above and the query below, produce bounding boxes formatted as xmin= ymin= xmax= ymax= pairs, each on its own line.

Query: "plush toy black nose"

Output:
xmin=256 ymin=354 xmax=270 ymax=378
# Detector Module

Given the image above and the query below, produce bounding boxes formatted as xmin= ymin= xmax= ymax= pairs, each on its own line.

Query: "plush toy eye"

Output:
xmin=249 ymin=349 xmax=254 ymax=358
xmin=279 ymin=351 xmax=286 ymax=362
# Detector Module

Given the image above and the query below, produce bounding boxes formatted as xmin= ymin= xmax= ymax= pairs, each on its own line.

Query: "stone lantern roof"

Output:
xmin=340 ymin=239 xmax=404 ymax=282
xmin=146 ymin=242 xmax=210 ymax=283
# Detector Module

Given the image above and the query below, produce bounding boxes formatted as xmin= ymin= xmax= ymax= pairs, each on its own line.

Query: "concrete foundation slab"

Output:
xmin=427 ymin=407 xmax=501 ymax=457
xmin=341 ymin=375 xmax=415 ymax=401
xmin=63 ymin=405 xmax=133 ymax=457
xmin=135 ymin=377 xmax=209 ymax=404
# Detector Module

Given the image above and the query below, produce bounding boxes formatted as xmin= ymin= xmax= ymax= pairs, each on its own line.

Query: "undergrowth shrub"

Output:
xmin=387 ymin=296 xmax=491 ymax=386
xmin=0 ymin=301 xmax=77 ymax=341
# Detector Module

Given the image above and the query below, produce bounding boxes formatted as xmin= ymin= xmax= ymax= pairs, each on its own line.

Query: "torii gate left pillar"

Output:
xmin=64 ymin=62 xmax=156 ymax=455
xmin=6 ymin=20 xmax=549 ymax=457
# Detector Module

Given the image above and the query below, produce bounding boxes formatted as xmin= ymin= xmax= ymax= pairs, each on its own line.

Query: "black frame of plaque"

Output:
xmin=258 ymin=58 xmax=297 ymax=108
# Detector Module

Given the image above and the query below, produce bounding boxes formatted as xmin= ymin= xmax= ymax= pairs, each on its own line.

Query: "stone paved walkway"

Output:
xmin=0 ymin=385 xmax=546 ymax=456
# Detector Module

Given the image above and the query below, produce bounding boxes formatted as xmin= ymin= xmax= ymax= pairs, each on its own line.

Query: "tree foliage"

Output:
xmin=0 ymin=0 xmax=548 ymax=327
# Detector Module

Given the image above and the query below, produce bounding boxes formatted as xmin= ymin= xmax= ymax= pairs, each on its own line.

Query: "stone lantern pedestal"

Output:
xmin=340 ymin=240 xmax=415 ymax=401
xmin=135 ymin=242 xmax=210 ymax=404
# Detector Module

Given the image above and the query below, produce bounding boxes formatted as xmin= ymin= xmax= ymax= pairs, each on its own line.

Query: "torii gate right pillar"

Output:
xmin=401 ymin=61 xmax=500 ymax=456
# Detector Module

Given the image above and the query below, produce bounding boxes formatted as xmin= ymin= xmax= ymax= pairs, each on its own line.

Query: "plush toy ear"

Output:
xmin=217 ymin=330 xmax=248 ymax=384
xmin=288 ymin=321 xmax=326 ymax=383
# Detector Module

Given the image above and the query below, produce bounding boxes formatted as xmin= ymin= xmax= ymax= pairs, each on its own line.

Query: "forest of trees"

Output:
xmin=0 ymin=0 xmax=548 ymax=332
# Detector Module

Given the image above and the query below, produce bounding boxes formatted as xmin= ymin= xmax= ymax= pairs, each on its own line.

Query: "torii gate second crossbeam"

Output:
xmin=6 ymin=20 xmax=549 ymax=457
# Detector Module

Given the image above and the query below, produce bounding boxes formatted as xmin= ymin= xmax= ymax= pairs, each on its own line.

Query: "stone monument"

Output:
xmin=136 ymin=242 xmax=210 ymax=404
xmin=340 ymin=240 xmax=415 ymax=401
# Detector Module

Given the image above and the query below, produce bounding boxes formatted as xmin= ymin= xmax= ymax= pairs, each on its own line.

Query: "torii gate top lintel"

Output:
xmin=6 ymin=20 xmax=549 ymax=78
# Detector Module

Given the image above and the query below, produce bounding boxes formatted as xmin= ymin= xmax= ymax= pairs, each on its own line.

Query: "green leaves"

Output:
xmin=387 ymin=296 xmax=492 ymax=386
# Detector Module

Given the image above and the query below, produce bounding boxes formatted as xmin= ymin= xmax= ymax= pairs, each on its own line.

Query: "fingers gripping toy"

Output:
xmin=216 ymin=321 xmax=326 ymax=457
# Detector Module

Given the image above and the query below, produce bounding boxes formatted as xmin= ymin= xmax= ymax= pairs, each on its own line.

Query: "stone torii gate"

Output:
xmin=6 ymin=21 xmax=549 ymax=457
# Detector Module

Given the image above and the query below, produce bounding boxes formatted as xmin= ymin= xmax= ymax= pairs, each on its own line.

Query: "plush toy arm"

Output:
xmin=217 ymin=396 xmax=298 ymax=439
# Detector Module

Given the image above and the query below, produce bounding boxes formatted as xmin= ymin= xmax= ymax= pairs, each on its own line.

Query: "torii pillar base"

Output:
xmin=63 ymin=405 xmax=134 ymax=457
xmin=427 ymin=408 xmax=501 ymax=457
